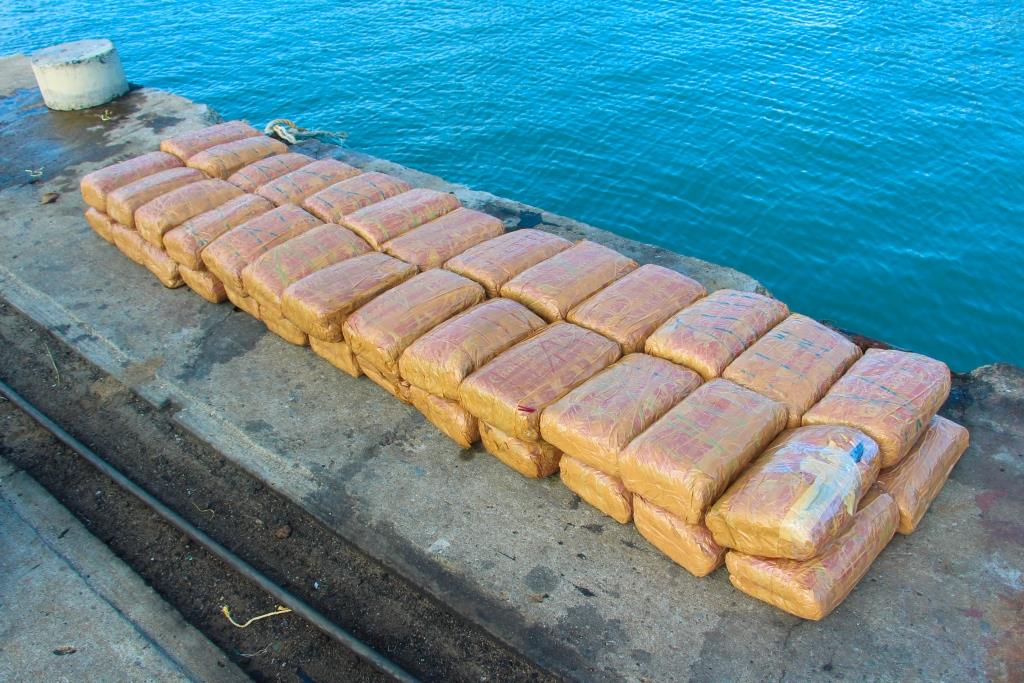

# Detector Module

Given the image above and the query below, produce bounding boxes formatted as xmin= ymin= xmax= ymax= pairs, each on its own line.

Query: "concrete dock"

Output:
xmin=1 ymin=53 xmax=1021 ymax=681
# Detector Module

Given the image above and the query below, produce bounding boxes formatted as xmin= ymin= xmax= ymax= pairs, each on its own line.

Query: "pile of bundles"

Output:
xmin=80 ymin=121 xmax=970 ymax=620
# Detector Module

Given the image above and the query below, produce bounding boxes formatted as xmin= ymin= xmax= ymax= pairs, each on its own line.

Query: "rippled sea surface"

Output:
xmin=4 ymin=1 xmax=1022 ymax=369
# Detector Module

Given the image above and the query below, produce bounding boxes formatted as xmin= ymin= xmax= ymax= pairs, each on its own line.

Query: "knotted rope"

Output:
xmin=263 ymin=118 xmax=348 ymax=146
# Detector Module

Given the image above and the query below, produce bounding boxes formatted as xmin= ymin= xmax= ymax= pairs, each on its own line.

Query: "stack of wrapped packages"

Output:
xmin=80 ymin=121 xmax=970 ymax=620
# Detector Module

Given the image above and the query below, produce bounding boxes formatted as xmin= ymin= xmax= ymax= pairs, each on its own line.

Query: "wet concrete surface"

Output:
xmin=1 ymin=53 xmax=1021 ymax=682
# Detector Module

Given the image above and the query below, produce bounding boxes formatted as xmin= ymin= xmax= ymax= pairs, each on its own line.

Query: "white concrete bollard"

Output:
xmin=30 ymin=39 xmax=129 ymax=111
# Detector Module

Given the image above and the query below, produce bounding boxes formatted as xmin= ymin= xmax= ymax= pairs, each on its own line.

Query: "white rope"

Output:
xmin=263 ymin=118 xmax=348 ymax=146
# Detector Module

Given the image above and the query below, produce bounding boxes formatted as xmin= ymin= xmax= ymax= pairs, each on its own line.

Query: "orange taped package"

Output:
xmin=106 ymin=167 xmax=205 ymax=228
xmin=723 ymin=314 xmax=862 ymax=428
xmin=201 ymin=205 xmax=321 ymax=290
xmin=223 ymin=281 xmax=260 ymax=318
xmin=84 ymin=208 xmax=115 ymax=243
xmin=241 ymin=224 xmax=371 ymax=317
xmin=140 ymin=241 xmax=184 ymax=288
xmin=342 ymin=270 xmax=486 ymax=394
xmin=567 ymin=264 xmax=706 ymax=353
xmin=705 ymin=425 xmax=881 ymax=560
xmin=620 ymin=379 xmax=788 ymax=524
xmin=382 ymin=207 xmax=505 ymax=270
xmin=302 ymin=173 xmax=415 ymax=224
xmin=255 ymin=158 xmax=361 ymax=206
xmin=645 ymin=289 xmax=790 ymax=380
xmin=340 ymin=188 xmax=461 ymax=249
xmin=409 ymin=386 xmax=480 ymax=448
xmin=110 ymin=220 xmax=147 ymax=265
xmin=186 ymin=136 xmax=288 ymax=179
xmin=560 ymin=456 xmax=633 ymax=524
xmin=876 ymin=415 xmax=969 ymax=534
xmin=309 ymin=337 xmax=362 ymax=377
xmin=501 ymin=240 xmax=637 ymax=322
xmin=726 ymin=489 xmax=898 ymax=620
xmin=444 ymin=228 xmax=572 ymax=297
xmin=479 ymin=422 xmax=562 ymax=479
xmin=179 ymin=265 xmax=227 ymax=303
xmin=226 ymin=153 xmax=314 ymax=192
xmin=633 ymin=496 xmax=725 ymax=577
xmin=281 ymin=252 xmax=417 ymax=342
xmin=260 ymin=307 xmax=309 ymax=346
xmin=164 ymin=194 xmax=274 ymax=269
xmin=160 ymin=121 xmax=260 ymax=161
xmin=80 ymin=151 xmax=183 ymax=212
xmin=135 ymin=179 xmax=244 ymax=246
xmin=802 ymin=348 xmax=952 ymax=467
xmin=540 ymin=353 xmax=701 ymax=477
xmin=460 ymin=322 xmax=621 ymax=442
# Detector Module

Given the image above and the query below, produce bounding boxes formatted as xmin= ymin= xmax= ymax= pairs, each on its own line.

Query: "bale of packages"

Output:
xmin=179 ymin=265 xmax=227 ymax=303
xmin=186 ymin=136 xmax=288 ymax=179
xmin=309 ymin=337 xmax=362 ymax=377
xmin=255 ymin=158 xmax=361 ymax=206
xmin=620 ymin=379 xmax=788 ymax=524
xmin=160 ymin=121 xmax=260 ymax=162
xmin=302 ymin=173 xmax=415 ymax=224
xmin=382 ymin=207 xmax=505 ymax=270
xmin=135 ymin=179 xmax=245 ymax=246
xmin=164 ymin=194 xmax=274 ymax=270
xmin=80 ymin=151 xmax=183 ymax=212
xmin=802 ymin=349 xmax=952 ymax=467
xmin=479 ymin=422 xmax=562 ymax=479
xmin=110 ymin=221 xmax=147 ymax=265
xmin=722 ymin=314 xmax=862 ymax=428
xmin=567 ymin=265 xmax=706 ymax=353
xmin=227 ymin=153 xmax=314 ymax=192
xmin=84 ymin=208 xmax=115 ymax=243
xmin=106 ymin=167 xmax=205 ymax=228
xmin=501 ymin=240 xmax=637 ymax=322
xmin=444 ymin=229 xmax=572 ymax=297
xmin=459 ymin=322 xmax=622 ymax=442
xmin=875 ymin=415 xmax=969 ymax=534
xmin=540 ymin=353 xmax=701 ymax=477
xmin=201 ymin=205 xmax=321 ymax=291
xmin=140 ymin=240 xmax=184 ymax=288
xmin=705 ymin=425 xmax=881 ymax=560
xmin=645 ymin=289 xmax=789 ymax=380
xmin=260 ymin=307 xmax=309 ymax=346
xmin=342 ymin=270 xmax=486 ymax=396
xmin=281 ymin=252 xmax=417 ymax=342
xmin=633 ymin=496 xmax=726 ymax=576
xmin=223 ymin=281 xmax=261 ymax=318
xmin=340 ymin=188 xmax=462 ymax=249
xmin=241 ymin=224 xmax=371 ymax=318
xmin=409 ymin=386 xmax=480 ymax=448
xmin=725 ymin=489 xmax=898 ymax=620
xmin=560 ymin=455 xmax=634 ymax=524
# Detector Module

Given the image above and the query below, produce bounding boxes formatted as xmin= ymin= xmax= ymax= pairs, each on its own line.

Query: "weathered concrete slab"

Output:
xmin=1 ymin=53 xmax=1021 ymax=681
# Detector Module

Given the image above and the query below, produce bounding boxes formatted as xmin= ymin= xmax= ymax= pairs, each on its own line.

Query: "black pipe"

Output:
xmin=0 ymin=379 xmax=419 ymax=683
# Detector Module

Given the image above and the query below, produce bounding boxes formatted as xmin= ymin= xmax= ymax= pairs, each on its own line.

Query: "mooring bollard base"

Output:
xmin=30 ymin=38 xmax=129 ymax=111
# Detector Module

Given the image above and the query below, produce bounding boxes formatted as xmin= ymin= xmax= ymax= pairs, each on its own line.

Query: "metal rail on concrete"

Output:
xmin=0 ymin=379 xmax=420 ymax=683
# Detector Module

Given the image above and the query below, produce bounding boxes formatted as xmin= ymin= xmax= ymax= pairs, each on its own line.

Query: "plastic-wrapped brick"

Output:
xmin=726 ymin=490 xmax=898 ymax=620
xmin=164 ymin=194 xmax=274 ymax=269
xmin=875 ymin=415 xmax=969 ymax=534
xmin=645 ymin=289 xmax=789 ymax=380
xmin=705 ymin=425 xmax=881 ymax=559
xmin=479 ymin=422 xmax=562 ymax=479
xmin=501 ymin=240 xmax=637 ymax=322
xmin=802 ymin=349 xmax=951 ymax=467
xmin=223 ymin=281 xmax=261 ymax=318
xmin=241 ymin=224 xmax=371 ymax=317
xmin=409 ymin=386 xmax=480 ymax=448
xmin=567 ymin=265 xmax=706 ymax=353
xmin=343 ymin=270 xmax=486 ymax=389
xmin=84 ymin=208 xmax=115 ymax=243
xmin=135 ymin=179 xmax=245 ymax=246
xmin=459 ymin=322 xmax=621 ymax=441
xmin=140 ymin=241 xmax=183 ymax=288
xmin=201 ymin=205 xmax=321 ymax=291
xmin=186 ymin=136 xmax=288 ymax=179
xmin=106 ymin=167 xmax=205 ymax=228
xmin=309 ymin=337 xmax=362 ymax=378
xmin=255 ymin=159 xmax=361 ymax=206
xmin=110 ymin=221 xmax=147 ymax=265
xmin=559 ymin=456 xmax=633 ymax=524
xmin=227 ymin=153 xmax=314 ymax=192
xmin=540 ymin=353 xmax=701 ymax=477
xmin=399 ymin=298 xmax=546 ymax=401
xmin=281 ymin=253 xmax=417 ymax=342
xmin=634 ymin=496 xmax=725 ymax=577
xmin=179 ymin=265 xmax=227 ymax=303
xmin=723 ymin=314 xmax=862 ymax=428
xmin=81 ymin=151 xmax=183 ymax=212
xmin=160 ymin=121 xmax=261 ymax=162
xmin=382 ymin=207 xmax=504 ymax=270
xmin=444 ymin=229 xmax=572 ymax=297
xmin=620 ymin=379 xmax=788 ymax=524
xmin=302 ymin=173 xmax=415 ymax=224
xmin=341 ymin=188 xmax=462 ymax=249
xmin=261 ymin=307 xmax=309 ymax=346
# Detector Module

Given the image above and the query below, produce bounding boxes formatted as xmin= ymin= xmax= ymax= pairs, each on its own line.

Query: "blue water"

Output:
xmin=4 ymin=1 xmax=1022 ymax=370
